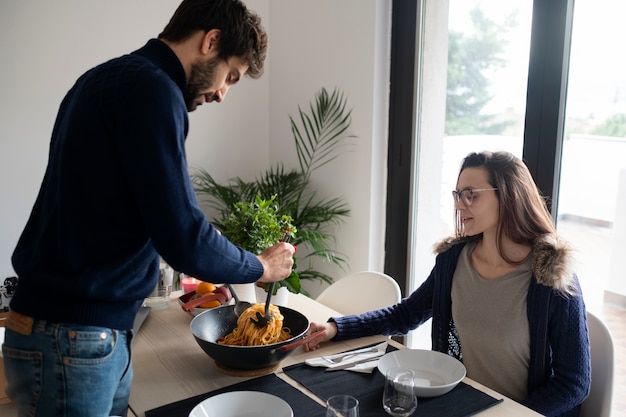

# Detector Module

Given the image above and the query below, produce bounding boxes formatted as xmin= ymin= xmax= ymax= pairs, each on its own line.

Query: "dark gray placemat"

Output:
xmin=283 ymin=348 xmax=503 ymax=417
xmin=145 ymin=373 xmax=323 ymax=417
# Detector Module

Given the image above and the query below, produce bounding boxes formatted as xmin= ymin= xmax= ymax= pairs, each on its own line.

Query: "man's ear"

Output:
xmin=203 ymin=29 xmax=221 ymax=55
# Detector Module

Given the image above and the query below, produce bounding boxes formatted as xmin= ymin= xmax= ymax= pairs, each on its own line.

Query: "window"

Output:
xmin=385 ymin=0 xmax=624 ymax=348
xmin=556 ymin=0 xmax=626 ymax=310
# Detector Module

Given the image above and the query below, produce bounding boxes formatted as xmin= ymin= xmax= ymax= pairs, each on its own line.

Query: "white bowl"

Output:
xmin=189 ymin=391 xmax=293 ymax=417
xmin=378 ymin=349 xmax=466 ymax=397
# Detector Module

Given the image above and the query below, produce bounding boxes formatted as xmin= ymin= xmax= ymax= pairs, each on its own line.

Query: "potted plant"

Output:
xmin=193 ymin=87 xmax=355 ymax=293
xmin=218 ymin=195 xmax=299 ymax=297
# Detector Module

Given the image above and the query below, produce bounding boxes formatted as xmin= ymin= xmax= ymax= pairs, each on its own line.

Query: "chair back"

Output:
xmin=315 ymin=271 xmax=401 ymax=315
xmin=579 ymin=310 xmax=614 ymax=417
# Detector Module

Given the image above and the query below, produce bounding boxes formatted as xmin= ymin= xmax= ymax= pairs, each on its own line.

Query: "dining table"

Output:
xmin=124 ymin=290 xmax=542 ymax=417
xmin=0 ymin=290 xmax=543 ymax=417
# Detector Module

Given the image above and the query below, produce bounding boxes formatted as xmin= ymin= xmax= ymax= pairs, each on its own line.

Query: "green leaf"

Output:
xmin=291 ymin=87 xmax=356 ymax=182
xmin=191 ymin=87 xmax=356 ymax=291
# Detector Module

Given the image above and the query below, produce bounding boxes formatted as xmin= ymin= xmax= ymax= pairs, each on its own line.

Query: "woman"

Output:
xmin=305 ymin=151 xmax=591 ymax=417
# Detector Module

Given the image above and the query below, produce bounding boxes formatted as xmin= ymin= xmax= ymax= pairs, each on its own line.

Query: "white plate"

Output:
xmin=189 ymin=391 xmax=293 ymax=417
xmin=378 ymin=349 xmax=466 ymax=397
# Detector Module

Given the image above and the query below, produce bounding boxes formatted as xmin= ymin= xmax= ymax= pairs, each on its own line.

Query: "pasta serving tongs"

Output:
xmin=250 ymin=231 xmax=291 ymax=328
xmin=250 ymin=282 xmax=274 ymax=328
xmin=225 ymin=284 xmax=253 ymax=317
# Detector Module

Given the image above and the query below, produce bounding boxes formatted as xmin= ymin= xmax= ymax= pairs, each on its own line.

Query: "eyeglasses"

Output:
xmin=452 ymin=188 xmax=498 ymax=206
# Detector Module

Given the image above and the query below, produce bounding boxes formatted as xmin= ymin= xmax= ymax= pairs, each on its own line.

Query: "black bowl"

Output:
xmin=190 ymin=304 xmax=310 ymax=370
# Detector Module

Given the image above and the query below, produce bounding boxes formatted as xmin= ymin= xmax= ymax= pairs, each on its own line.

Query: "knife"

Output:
xmin=324 ymin=355 xmax=382 ymax=372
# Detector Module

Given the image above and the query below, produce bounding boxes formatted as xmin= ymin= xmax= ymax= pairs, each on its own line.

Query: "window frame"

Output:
xmin=384 ymin=0 xmax=575 ymax=291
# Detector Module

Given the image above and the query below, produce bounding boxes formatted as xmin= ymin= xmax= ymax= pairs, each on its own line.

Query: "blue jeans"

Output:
xmin=2 ymin=315 xmax=133 ymax=417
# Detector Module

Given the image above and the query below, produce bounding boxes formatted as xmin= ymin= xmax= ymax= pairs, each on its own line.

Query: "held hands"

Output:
xmin=256 ymin=242 xmax=296 ymax=283
xmin=303 ymin=321 xmax=338 ymax=351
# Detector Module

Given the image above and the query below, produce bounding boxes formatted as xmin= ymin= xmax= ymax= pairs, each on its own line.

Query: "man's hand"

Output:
xmin=256 ymin=242 xmax=296 ymax=283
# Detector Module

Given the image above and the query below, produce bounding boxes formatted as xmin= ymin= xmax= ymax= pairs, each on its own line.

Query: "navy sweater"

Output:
xmin=333 ymin=242 xmax=590 ymax=417
xmin=11 ymin=39 xmax=263 ymax=330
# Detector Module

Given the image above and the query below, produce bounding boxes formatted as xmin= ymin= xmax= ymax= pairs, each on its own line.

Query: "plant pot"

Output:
xmin=230 ymin=283 xmax=257 ymax=303
xmin=255 ymin=285 xmax=289 ymax=307
xmin=273 ymin=286 xmax=290 ymax=306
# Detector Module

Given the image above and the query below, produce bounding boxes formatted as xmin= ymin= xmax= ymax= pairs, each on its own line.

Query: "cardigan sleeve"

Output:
xmin=331 ymin=244 xmax=462 ymax=345
xmin=331 ymin=276 xmax=435 ymax=341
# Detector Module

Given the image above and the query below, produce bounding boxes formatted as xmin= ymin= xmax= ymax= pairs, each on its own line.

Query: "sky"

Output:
xmin=448 ymin=0 xmax=626 ymax=122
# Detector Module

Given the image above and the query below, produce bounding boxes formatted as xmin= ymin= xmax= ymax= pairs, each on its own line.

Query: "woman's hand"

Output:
xmin=303 ymin=321 xmax=338 ymax=351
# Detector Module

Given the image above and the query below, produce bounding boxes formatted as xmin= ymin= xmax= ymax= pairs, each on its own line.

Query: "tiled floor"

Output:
xmin=603 ymin=303 xmax=626 ymax=416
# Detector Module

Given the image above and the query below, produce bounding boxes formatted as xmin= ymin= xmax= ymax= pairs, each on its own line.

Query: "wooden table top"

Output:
xmin=127 ymin=291 xmax=541 ymax=417
xmin=0 ymin=291 xmax=541 ymax=416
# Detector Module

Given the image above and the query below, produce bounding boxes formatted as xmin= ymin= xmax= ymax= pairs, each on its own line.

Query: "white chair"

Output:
xmin=315 ymin=271 xmax=402 ymax=315
xmin=579 ymin=310 xmax=614 ymax=417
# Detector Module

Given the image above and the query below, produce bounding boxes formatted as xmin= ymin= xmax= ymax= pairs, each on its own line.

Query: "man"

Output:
xmin=3 ymin=1 xmax=294 ymax=416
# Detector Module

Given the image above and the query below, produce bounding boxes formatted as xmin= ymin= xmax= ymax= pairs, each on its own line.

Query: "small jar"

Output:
xmin=144 ymin=260 xmax=174 ymax=310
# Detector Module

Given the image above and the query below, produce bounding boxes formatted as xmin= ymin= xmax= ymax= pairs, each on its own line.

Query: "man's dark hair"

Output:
xmin=159 ymin=0 xmax=267 ymax=78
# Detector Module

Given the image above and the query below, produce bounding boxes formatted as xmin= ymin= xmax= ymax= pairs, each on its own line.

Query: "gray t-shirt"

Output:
xmin=451 ymin=242 xmax=532 ymax=402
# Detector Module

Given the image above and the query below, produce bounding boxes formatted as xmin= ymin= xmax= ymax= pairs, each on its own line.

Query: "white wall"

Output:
xmin=0 ymin=1 xmax=390 ymax=297
xmin=268 ymin=0 xmax=390 ymax=295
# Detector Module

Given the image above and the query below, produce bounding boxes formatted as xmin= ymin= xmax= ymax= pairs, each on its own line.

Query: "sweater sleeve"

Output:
xmin=114 ymin=68 xmax=263 ymax=284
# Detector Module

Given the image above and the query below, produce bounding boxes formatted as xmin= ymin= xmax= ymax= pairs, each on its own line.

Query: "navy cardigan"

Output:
xmin=333 ymin=242 xmax=590 ymax=417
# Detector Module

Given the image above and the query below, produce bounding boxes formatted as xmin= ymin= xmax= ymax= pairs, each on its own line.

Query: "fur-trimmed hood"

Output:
xmin=434 ymin=234 xmax=577 ymax=294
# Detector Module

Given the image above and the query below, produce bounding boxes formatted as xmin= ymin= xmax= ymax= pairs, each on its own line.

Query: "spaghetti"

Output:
xmin=218 ymin=303 xmax=291 ymax=346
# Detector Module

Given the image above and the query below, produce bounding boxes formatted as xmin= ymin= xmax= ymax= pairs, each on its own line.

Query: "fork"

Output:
xmin=323 ymin=347 xmax=378 ymax=364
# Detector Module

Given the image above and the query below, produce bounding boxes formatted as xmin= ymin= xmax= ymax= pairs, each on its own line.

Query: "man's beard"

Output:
xmin=184 ymin=57 xmax=219 ymax=112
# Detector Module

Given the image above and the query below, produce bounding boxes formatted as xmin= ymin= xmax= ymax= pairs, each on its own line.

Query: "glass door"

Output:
xmin=404 ymin=0 xmax=624 ymax=349
xmin=556 ymin=0 xmax=626 ymax=313
xmin=408 ymin=0 xmax=533 ymax=348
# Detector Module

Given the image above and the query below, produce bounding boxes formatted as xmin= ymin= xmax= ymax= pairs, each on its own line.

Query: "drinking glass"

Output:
xmin=179 ymin=273 xmax=200 ymax=294
xmin=382 ymin=367 xmax=418 ymax=417
xmin=144 ymin=260 xmax=173 ymax=310
xmin=326 ymin=394 xmax=359 ymax=417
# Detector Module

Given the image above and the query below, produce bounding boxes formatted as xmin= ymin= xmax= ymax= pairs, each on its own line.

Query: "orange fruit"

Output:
xmin=196 ymin=281 xmax=216 ymax=294
xmin=199 ymin=299 xmax=222 ymax=309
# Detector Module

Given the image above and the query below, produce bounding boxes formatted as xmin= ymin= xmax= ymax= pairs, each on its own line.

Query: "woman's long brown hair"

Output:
xmin=456 ymin=151 xmax=556 ymax=265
